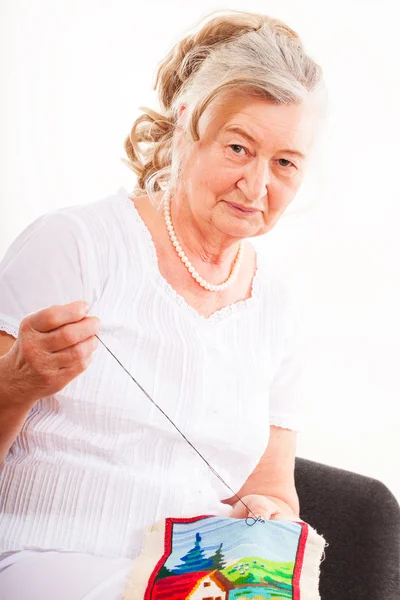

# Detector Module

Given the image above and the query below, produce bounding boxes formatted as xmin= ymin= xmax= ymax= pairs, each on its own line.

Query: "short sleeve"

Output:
xmin=268 ymin=285 xmax=305 ymax=432
xmin=0 ymin=210 xmax=95 ymax=339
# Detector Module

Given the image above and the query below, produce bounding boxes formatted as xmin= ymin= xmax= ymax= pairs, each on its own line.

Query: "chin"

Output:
xmin=221 ymin=223 xmax=256 ymax=239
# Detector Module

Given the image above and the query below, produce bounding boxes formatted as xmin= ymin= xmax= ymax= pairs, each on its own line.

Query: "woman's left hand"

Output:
xmin=228 ymin=493 xmax=300 ymax=521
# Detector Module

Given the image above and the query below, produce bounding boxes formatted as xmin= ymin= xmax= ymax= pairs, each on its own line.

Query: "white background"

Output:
xmin=1 ymin=0 xmax=399 ymax=501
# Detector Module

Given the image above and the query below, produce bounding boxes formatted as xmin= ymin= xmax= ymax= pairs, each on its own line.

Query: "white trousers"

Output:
xmin=0 ymin=550 xmax=133 ymax=600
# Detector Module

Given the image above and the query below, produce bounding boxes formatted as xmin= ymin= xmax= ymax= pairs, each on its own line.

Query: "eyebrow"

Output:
xmin=222 ymin=125 xmax=306 ymax=160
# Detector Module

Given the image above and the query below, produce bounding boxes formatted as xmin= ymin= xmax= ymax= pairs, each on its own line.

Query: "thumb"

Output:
xmin=229 ymin=499 xmax=249 ymax=519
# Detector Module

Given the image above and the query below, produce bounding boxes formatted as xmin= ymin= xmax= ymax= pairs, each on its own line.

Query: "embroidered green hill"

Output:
xmin=221 ymin=556 xmax=295 ymax=588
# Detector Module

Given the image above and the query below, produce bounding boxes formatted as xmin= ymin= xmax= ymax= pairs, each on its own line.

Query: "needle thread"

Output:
xmin=94 ymin=333 xmax=260 ymax=523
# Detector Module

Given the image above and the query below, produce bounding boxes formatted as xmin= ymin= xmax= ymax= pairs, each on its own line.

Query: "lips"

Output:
xmin=225 ymin=201 xmax=260 ymax=214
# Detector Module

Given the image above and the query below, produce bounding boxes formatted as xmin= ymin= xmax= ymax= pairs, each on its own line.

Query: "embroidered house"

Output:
xmin=151 ymin=571 xmax=210 ymax=599
xmin=188 ymin=570 xmax=234 ymax=600
xmin=151 ymin=570 xmax=233 ymax=600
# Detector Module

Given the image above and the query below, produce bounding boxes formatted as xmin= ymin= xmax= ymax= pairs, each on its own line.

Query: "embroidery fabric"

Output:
xmin=122 ymin=515 xmax=326 ymax=600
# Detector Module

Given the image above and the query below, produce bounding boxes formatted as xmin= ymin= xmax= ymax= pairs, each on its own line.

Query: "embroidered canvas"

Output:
xmin=122 ymin=515 xmax=326 ymax=600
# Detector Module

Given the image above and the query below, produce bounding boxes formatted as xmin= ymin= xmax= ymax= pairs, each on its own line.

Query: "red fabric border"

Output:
xmin=144 ymin=515 xmax=213 ymax=599
xmin=292 ymin=521 xmax=309 ymax=599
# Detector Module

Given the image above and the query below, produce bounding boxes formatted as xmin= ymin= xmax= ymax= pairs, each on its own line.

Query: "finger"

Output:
xmin=269 ymin=512 xmax=287 ymax=521
xmin=248 ymin=504 xmax=272 ymax=520
xmin=229 ymin=500 xmax=249 ymax=519
xmin=45 ymin=316 xmax=100 ymax=353
xmin=29 ymin=301 xmax=89 ymax=334
xmin=247 ymin=496 xmax=279 ymax=521
xmin=54 ymin=336 xmax=99 ymax=368
xmin=269 ymin=510 xmax=299 ymax=521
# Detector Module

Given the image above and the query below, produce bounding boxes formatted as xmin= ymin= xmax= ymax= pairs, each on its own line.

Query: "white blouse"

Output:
xmin=0 ymin=186 xmax=304 ymax=559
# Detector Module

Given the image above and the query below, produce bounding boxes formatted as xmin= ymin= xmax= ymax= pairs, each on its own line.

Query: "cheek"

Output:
xmin=204 ymin=169 xmax=239 ymax=196
xmin=268 ymin=195 xmax=284 ymax=212
xmin=268 ymin=181 xmax=298 ymax=211
xmin=194 ymin=145 xmax=238 ymax=192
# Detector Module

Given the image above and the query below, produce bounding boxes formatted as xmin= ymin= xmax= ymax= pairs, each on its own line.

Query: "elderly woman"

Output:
xmin=0 ymin=9 xmax=327 ymax=599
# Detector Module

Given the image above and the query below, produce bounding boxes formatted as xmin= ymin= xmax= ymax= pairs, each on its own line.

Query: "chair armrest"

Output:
xmin=294 ymin=457 xmax=400 ymax=600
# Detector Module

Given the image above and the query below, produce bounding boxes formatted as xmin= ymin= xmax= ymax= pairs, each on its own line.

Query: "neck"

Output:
xmin=162 ymin=188 xmax=244 ymax=292
xmin=165 ymin=189 xmax=242 ymax=270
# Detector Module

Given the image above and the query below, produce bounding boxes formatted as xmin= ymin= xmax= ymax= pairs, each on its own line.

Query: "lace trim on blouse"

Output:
xmin=0 ymin=321 xmax=18 ymax=339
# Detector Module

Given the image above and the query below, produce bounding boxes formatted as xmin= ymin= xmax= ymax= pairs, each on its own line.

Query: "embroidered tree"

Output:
xmin=172 ymin=532 xmax=213 ymax=574
xmin=156 ymin=565 xmax=173 ymax=579
xmin=209 ymin=543 xmax=226 ymax=570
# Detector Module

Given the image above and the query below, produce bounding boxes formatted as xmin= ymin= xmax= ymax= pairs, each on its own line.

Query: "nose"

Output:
xmin=237 ymin=157 xmax=271 ymax=203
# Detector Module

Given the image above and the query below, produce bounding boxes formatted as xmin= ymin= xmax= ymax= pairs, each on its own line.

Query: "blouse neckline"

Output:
xmin=118 ymin=186 xmax=264 ymax=324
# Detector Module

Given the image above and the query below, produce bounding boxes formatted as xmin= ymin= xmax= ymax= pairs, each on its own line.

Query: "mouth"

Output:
xmin=224 ymin=200 xmax=260 ymax=215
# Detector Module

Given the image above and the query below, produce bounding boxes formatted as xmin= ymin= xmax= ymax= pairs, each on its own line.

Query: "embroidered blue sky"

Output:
xmin=164 ymin=516 xmax=302 ymax=570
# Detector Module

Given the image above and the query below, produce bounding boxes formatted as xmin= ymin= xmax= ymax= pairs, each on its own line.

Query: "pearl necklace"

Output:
xmin=163 ymin=188 xmax=243 ymax=292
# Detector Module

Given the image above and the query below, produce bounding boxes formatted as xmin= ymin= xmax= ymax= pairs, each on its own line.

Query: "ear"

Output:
xmin=177 ymin=103 xmax=188 ymax=128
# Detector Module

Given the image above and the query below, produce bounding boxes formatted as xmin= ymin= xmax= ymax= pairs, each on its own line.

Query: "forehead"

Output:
xmin=200 ymin=93 xmax=317 ymax=155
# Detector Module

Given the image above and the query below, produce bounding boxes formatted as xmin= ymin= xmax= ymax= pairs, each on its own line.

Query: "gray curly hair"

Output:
xmin=122 ymin=9 xmax=328 ymax=206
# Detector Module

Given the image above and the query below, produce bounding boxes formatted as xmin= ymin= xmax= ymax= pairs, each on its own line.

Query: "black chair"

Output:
xmin=295 ymin=457 xmax=400 ymax=600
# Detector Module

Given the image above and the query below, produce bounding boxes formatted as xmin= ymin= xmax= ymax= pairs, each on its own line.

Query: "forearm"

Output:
xmin=0 ymin=404 xmax=33 ymax=463
xmin=0 ymin=356 xmax=35 ymax=463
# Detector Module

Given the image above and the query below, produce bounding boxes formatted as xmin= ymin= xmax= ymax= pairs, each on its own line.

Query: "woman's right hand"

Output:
xmin=3 ymin=300 xmax=100 ymax=405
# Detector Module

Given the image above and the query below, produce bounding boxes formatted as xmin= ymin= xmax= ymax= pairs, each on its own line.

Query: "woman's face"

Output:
xmin=175 ymin=91 xmax=318 ymax=240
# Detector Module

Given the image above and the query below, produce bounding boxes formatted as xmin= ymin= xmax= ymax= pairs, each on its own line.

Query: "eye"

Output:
xmin=229 ymin=144 xmax=247 ymax=156
xmin=277 ymin=158 xmax=296 ymax=169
